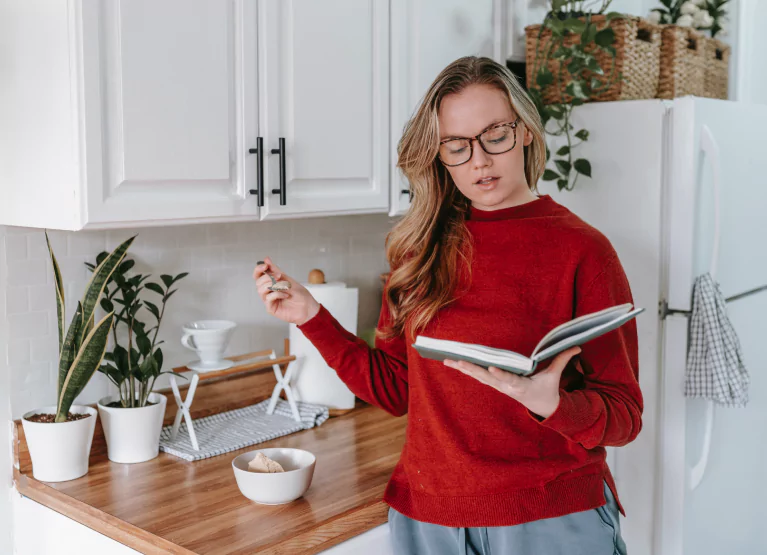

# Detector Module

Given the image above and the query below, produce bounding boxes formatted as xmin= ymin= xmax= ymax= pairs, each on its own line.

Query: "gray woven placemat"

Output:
xmin=159 ymin=399 xmax=329 ymax=461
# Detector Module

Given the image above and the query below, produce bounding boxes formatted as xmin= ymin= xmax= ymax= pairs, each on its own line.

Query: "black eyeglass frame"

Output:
xmin=437 ymin=117 xmax=521 ymax=167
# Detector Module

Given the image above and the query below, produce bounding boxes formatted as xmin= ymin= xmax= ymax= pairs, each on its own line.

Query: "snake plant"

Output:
xmin=45 ymin=231 xmax=136 ymax=422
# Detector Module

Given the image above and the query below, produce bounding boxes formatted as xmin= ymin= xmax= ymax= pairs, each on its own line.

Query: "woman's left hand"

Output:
xmin=443 ymin=346 xmax=581 ymax=419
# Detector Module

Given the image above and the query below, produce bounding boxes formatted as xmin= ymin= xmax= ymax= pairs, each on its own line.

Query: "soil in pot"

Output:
xmin=25 ymin=412 xmax=91 ymax=423
xmin=104 ymin=401 xmax=158 ymax=408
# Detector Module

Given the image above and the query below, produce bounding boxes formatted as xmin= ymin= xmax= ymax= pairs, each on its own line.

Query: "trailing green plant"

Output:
xmin=85 ymin=251 xmax=188 ymax=408
xmin=528 ymin=0 xmax=623 ymax=191
xmin=45 ymin=231 xmax=135 ymax=422
xmin=649 ymin=0 xmax=729 ymax=38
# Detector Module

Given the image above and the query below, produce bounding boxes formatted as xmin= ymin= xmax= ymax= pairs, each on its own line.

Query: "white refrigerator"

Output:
xmin=546 ymin=97 xmax=767 ymax=555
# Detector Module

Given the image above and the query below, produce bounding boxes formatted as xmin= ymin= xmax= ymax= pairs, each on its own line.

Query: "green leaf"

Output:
xmin=165 ymin=289 xmax=178 ymax=302
xmin=130 ymin=347 xmax=140 ymax=368
xmin=78 ymin=235 xmax=136 ymax=348
xmin=160 ymin=274 xmax=174 ymax=288
xmin=586 ymin=57 xmax=603 ymax=74
xmin=542 ymin=169 xmax=560 ymax=181
xmin=553 ymin=46 xmax=571 ymax=59
xmin=582 ymin=23 xmax=597 ymax=44
xmin=591 ymin=77 xmax=603 ymax=90
xmin=602 ymin=45 xmax=617 ymax=57
xmin=557 ymin=145 xmax=570 ymax=156
xmin=96 ymin=252 xmax=108 ymax=266
xmin=536 ymin=69 xmax=554 ymax=87
xmin=145 ymin=282 xmax=164 ymax=296
xmin=136 ymin=332 xmax=152 ymax=356
xmin=145 ymin=301 xmax=161 ymax=321
xmin=567 ymin=59 xmax=584 ymax=75
xmin=84 ymin=262 xmax=96 ymax=272
xmin=564 ymin=18 xmax=587 ymax=34
xmin=575 ymin=129 xmax=590 ymax=141
xmin=45 ymin=231 xmax=66 ymax=358
xmin=57 ymin=302 xmax=82 ymax=399
xmin=557 ymin=178 xmax=569 ymax=190
xmin=548 ymin=18 xmax=565 ymax=36
xmin=56 ymin=311 xmax=114 ymax=421
xmin=565 ymin=81 xmax=588 ymax=99
xmin=138 ymin=353 xmax=158 ymax=380
xmin=130 ymin=303 xmax=142 ymax=317
xmin=595 ymin=27 xmax=615 ymax=47
xmin=113 ymin=345 xmax=129 ymax=373
xmin=154 ymin=348 xmax=164 ymax=373
xmin=100 ymin=298 xmax=114 ymax=313
xmin=574 ymin=158 xmax=592 ymax=177
xmin=571 ymin=97 xmax=585 ymax=106
xmin=555 ymin=160 xmax=572 ymax=174
xmin=118 ymin=259 xmax=135 ymax=275
xmin=174 ymin=272 xmax=189 ymax=282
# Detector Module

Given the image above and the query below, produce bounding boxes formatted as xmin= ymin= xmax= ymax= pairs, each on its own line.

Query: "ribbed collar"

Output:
xmin=467 ymin=194 xmax=555 ymax=221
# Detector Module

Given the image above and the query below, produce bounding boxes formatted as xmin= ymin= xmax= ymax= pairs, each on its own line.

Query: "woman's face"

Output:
xmin=437 ymin=84 xmax=535 ymax=211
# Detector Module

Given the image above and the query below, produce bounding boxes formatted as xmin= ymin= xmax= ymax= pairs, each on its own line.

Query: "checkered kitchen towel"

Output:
xmin=685 ymin=273 xmax=750 ymax=408
xmin=159 ymin=399 xmax=329 ymax=461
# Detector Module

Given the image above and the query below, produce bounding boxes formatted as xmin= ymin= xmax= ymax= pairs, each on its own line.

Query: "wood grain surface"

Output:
xmin=13 ymin=367 xmax=406 ymax=554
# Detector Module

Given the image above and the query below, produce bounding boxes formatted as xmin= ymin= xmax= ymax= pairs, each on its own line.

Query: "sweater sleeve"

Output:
xmin=296 ymin=283 xmax=409 ymax=417
xmin=538 ymin=252 xmax=644 ymax=449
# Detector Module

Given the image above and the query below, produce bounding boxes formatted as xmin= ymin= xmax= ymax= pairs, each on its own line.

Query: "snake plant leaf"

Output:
xmin=56 ymin=311 xmax=114 ymax=422
xmin=45 ymin=231 xmax=65 ymax=357
xmin=78 ymin=235 xmax=136 ymax=347
xmin=57 ymin=302 xmax=83 ymax=398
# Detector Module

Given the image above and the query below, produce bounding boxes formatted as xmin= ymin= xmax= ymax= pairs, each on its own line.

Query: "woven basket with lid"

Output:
xmin=656 ymin=25 xmax=706 ymax=98
xmin=701 ymin=36 xmax=730 ymax=99
xmin=525 ymin=15 xmax=661 ymax=105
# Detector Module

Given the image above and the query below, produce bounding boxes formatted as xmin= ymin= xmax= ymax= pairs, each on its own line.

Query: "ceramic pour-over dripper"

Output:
xmin=257 ymin=260 xmax=292 ymax=292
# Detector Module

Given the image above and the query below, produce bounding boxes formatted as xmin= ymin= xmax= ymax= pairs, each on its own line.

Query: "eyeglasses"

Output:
xmin=438 ymin=117 xmax=521 ymax=167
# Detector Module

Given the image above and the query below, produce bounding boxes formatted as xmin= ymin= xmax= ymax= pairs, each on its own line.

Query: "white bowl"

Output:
xmin=232 ymin=448 xmax=316 ymax=505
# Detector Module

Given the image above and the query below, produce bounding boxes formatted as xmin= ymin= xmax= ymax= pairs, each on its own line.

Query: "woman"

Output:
xmin=253 ymin=56 xmax=641 ymax=555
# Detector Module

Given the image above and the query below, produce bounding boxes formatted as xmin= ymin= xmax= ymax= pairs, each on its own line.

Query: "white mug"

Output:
xmin=181 ymin=320 xmax=236 ymax=365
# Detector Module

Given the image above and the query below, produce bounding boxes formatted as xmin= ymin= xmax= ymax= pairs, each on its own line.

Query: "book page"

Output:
xmin=413 ymin=336 xmax=529 ymax=366
xmin=531 ymin=303 xmax=633 ymax=358
xmin=531 ymin=307 xmax=644 ymax=363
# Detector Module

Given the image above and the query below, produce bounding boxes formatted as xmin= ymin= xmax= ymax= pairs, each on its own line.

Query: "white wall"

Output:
xmin=4 ymin=216 xmax=394 ymax=420
xmin=1 ymin=227 xmax=14 ymax=555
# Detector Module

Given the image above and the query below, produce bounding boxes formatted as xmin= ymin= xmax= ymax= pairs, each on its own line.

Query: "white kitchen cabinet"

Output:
xmin=1 ymin=0 xmax=390 ymax=230
xmin=259 ymin=0 xmax=390 ymax=219
xmin=13 ymin=495 xmax=393 ymax=555
xmin=389 ymin=0 xmax=510 ymax=217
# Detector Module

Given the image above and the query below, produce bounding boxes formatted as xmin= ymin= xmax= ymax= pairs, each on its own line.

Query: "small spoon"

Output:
xmin=257 ymin=260 xmax=292 ymax=292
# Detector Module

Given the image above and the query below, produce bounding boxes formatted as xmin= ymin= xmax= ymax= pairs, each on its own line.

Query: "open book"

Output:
xmin=412 ymin=303 xmax=644 ymax=376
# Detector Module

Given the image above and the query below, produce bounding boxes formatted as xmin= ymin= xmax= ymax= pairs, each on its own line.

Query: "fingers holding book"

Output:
xmin=444 ymin=346 xmax=581 ymax=419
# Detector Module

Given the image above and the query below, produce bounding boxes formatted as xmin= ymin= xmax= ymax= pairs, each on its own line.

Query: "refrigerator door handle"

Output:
xmin=688 ymin=124 xmax=722 ymax=492
xmin=689 ymin=401 xmax=715 ymax=490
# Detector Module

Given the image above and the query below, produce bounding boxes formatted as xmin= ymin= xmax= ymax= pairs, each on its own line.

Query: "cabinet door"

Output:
xmin=260 ymin=0 xmax=390 ymax=219
xmin=389 ymin=0 xmax=503 ymax=217
xmin=81 ymin=0 xmax=261 ymax=228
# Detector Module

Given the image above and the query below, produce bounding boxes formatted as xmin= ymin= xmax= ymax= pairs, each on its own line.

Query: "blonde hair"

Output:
xmin=379 ymin=56 xmax=546 ymax=341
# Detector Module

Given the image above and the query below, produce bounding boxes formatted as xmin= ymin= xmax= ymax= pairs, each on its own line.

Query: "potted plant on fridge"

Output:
xmin=88 ymin=250 xmax=188 ymax=464
xmin=21 ymin=232 xmax=135 ymax=482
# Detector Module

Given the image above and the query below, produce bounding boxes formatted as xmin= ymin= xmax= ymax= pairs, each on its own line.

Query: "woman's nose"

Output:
xmin=470 ymin=139 xmax=491 ymax=168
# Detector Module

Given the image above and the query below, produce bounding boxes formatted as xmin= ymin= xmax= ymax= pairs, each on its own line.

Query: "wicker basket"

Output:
xmin=657 ymin=25 xmax=706 ymax=99
xmin=525 ymin=15 xmax=661 ymax=105
xmin=702 ymin=36 xmax=730 ymax=99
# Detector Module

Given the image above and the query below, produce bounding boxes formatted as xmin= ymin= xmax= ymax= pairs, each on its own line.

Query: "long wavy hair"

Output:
xmin=378 ymin=56 xmax=547 ymax=341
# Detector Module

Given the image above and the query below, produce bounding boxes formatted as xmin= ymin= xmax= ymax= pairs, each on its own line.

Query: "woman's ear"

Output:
xmin=523 ymin=126 xmax=534 ymax=147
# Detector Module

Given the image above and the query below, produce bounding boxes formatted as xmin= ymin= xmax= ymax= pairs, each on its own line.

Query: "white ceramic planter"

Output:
xmin=97 ymin=393 xmax=167 ymax=464
xmin=21 ymin=405 xmax=98 ymax=482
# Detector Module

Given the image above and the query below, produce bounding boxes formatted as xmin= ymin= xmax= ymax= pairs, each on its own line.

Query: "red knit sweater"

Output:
xmin=297 ymin=194 xmax=643 ymax=527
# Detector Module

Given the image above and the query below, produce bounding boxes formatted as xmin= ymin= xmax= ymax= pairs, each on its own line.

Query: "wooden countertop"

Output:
xmin=12 ymin=366 xmax=407 ymax=555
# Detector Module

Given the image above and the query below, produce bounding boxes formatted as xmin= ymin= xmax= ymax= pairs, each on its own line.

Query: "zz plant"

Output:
xmin=85 ymin=251 xmax=188 ymax=408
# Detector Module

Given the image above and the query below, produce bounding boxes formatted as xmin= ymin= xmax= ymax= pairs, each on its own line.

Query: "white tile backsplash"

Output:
xmin=2 ymin=215 xmax=395 ymax=419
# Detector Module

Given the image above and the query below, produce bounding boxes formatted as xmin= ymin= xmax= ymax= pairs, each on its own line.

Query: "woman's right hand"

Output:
xmin=253 ymin=257 xmax=321 ymax=326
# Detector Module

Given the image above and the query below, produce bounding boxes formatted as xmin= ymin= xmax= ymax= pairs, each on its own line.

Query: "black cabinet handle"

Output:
xmin=248 ymin=137 xmax=264 ymax=207
xmin=271 ymin=137 xmax=287 ymax=206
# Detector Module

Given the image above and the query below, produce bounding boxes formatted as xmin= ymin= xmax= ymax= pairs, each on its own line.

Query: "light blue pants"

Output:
xmin=388 ymin=481 xmax=628 ymax=555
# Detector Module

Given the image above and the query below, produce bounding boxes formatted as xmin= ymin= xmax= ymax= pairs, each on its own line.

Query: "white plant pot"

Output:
xmin=21 ymin=405 xmax=98 ymax=482
xmin=97 ymin=393 xmax=167 ymax=464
